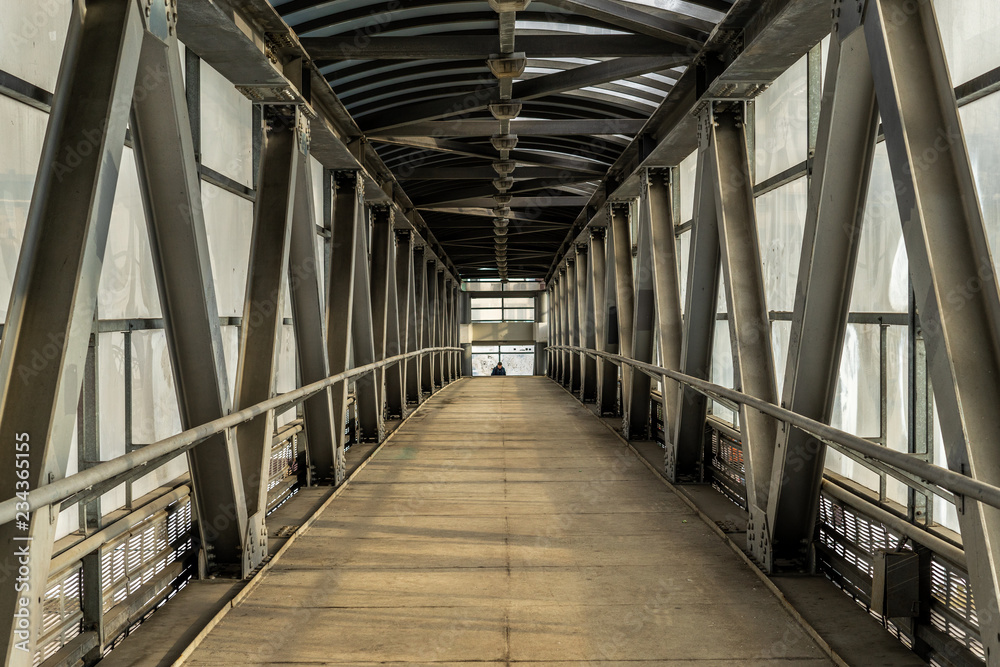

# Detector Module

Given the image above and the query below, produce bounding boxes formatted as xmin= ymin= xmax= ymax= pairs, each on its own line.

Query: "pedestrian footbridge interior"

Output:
xmin=2 ymin=0 xmax=1000 ymax=665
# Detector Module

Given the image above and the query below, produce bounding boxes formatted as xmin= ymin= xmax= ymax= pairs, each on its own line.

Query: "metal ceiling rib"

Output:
xmin=267 ymin=0 xmax=731 ymax=279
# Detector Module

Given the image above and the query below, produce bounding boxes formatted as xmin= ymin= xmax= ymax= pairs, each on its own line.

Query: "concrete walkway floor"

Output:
xmin=186 ymin=377 xmax=834 ymax=666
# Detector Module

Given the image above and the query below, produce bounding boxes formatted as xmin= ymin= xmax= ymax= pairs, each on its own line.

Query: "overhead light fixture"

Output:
xmin=493 ymin=177 xmax=514 ymax=192
xmin=493 ymin=218 xmax=509 ymax=228
xmin=491 ymin=134 xmax=518 ymax=151
xmin=493 ymin=206 xmax=511 ymax=218
xmin=489 ymin=100 xmax=522 ymax=121
xmin=486 ymin=53 xmax=527 ymax=80
xmin=493 ymin=193 xmax=512 ymax=206
xmin=488 ymin=0 xmax=531 ymax=12
xmin=492 ymin=161 xmax=516 ymax=177
xmin=495 ymin=237 xmax=508 ymax=246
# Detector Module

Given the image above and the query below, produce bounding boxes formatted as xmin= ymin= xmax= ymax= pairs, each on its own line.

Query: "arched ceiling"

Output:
xmin=267 ymin=0 xmax=733 ymax=280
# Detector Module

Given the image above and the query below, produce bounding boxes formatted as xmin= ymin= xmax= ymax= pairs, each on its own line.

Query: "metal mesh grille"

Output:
xmin=33 ymin=564 xmax=83 ymax=666
xmin=708 ymin=426 xmax=747 ymax=510
xmin=101 ymin=496 xmax=193 ymax=614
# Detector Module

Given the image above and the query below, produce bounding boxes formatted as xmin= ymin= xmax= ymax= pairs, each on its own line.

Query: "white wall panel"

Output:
xmin=754 ymin=56 xmax=808 ymax=183
xmin=200 ymin=61 xmax=252 ymax=186
xmin=755 ymin=177 xmax=807 ymax=313
xmin=0 ymin=0 xmax=72 ymax=92
xmin=202 ymin=183 xmax=252 ymax=317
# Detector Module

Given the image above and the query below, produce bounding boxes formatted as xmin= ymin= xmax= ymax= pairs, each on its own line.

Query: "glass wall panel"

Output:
xmin=754 ymin=56 xmax=808 ymax=183
xmin=131 ymin=330 xmax=183 ymax=445
xmin=0 ymin=0 xmax=72 ymax=92
xmin=0 ymin=96 xmax=48 ymax=323
xmin=276 ymin=323 xmax=297 ymax=426
xmin=99 ymin=332 xmax=127 ymax=515
xmin=200 ymin=61 xmax=253 ymax=186
xmin=98 ymin=147 xmax=162 ymax=319
xmin=710 ymin=320 xmax=734 ymax=425
xmin=678 ymin=151 xmax=697 ymax=223
xmin=202 ymin=183 xmax=252 ymax=317
xmin=850 ymin=142 xmax=908 ymax=313
xmin=771 ymin=320 xmax=791 ymax=397
xmin=932 ymin=401 xmax=960 ymax=532
xmin=677 ymin=230 xmax=690 ymax=316
xmin=933 ymin=0 xmax=1000 ymax=86
xmin=755 ymin=177 xmax=807 ymax=312
xmin=830 ymin=323 xmax=881 ymax=439
xmin=960 ymin=93 xmax=1000 ymax=270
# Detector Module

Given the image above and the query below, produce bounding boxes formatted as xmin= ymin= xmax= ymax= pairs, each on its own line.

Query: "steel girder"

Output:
xmin=286 ymin=142 xmax=339 ymax=491
xmin=352 ymin=205 xmax=383 ymax=443
xmin=327 ymin=171 xmax=362 ymax=479
xmin=232 ymin=112 xmax=297 ymax=560
xmin=765 ymin=18 xmax=879 ymax=569
xmin=629 ymin=182 xmax=657 ymax=440
xmin=644 ymin=170 xmax=684 ymax=441
xmin=864 ymin=0 xmax=1000 ymax=654
xmin=610 ymin=203 xmax=636 ymax=434
xmin=600 ymin=221 xmax=621 ymax=416
xmin=566 ymin=257 xmax=579 ymax=391
xmin=668 ymin=125 xmax=720 ymax=483
xmin=129 ymin=7 xmax=260 ymax=579
xmin=589 ymin=228 xmax=610 ymax=406
xmin=422 ymin=258 xmax=437 ymax=395
xmin=371 ymin=207 xmax=404 ymax=419
xmin=435 ymin=270 xmax=446 ymax=387
xmin=0 ymin=2 xmax=144 ymax=661
xmin=397 ymin=232 xmax=421 ymax=403
xmin=575 ymin=244 xmax=592 ymax=400
xmin=709 ymin=109 xmax=779 ymax=566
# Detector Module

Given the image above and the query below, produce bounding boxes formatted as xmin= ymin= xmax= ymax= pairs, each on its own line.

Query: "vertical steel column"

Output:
xmin=556 ymin=270 xmax=568 ymax=385
xmin=413 ymin=245 xmax=427 ymax=396
xmin=669 ymin=116 xmax=721 ymax=482
xmin=646 ymin=169 xmax=684 ymax=437
xmin=576 ymin=244 xmax=592 ymax=399
xmin=232 ymin=110 xmax=298 ymax=563
xmin=565 ymin=256 xmax=577 ymax=390
xmin=710 ymin=108 xmax=778 ymax=565
xmin=866 ymin=0 xmax=1000 ymax=652
xmin=384 ymin=233 xmax=405 ymax=416
xmin=461 ymin=291 xmax=474 ymax=376
xmin=444 ymin=278 xmax=455 ymax=382
xmin=766 ymin=15 xmax=879 ymax=568
xmin=573 ymin=245 xmax=587 ymax=394
xmin=550 ymin=279 xmax=560 ymax=381
xmin=130 ymin=9 xmax=254 ymax=574
xmin=352 ymin=205 xmax=382 ymax=442
xmin=610 ymin=203 xmax=636 ymax=433
xmin=599 ymin=221 xmax=621 ymax=416
xmin=0 ymin=2 xmax=143 ymax=661
xmin=326 ymin=171 xmax=362 ymax=479
xmin=630 ymin=174 xmax=658 ymax=439
xmin=435 ymin=270 xmax=447 ymax=386
xmin=369 ymin=205 xmax=394 ymax=417
xmin=422 ymin=259 xmax=437 ymax=394
xmin=397 ymin=231 xmax=420 ymax=403
xmin=534 ymin=290 xmax=548 ymax=376
xmin=287 ymin=136 xmax=338 ymax=488
xmin=588 ymin=228 xmax=607 ymax=404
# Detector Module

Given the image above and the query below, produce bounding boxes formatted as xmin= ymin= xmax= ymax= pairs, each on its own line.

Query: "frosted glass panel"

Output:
xmin=830 ymin=324 xmax=880 ymax=438
xmin=221 ymin=325 xmax=240 ymax=401
xmin=676 ymin=230 xmax=690 ymax=316
xmin=133 ymin=455 xmax=188 ymax=500
xmin=98 ymin=147 xmax=162 ymax=319
xmin=54 ymin=412 xmax=79 ymax=541
xmin=0 ymin=0 xmax=72 ymax=92
xmin=754 ymin=56 xmax=808 ymax=183
xmin=203 ymin=183 xmax=252 ymax=317
xmin=99 ymin=332 xmax=127 ymax=514
xmin=885 ymin=325 xmax=909 ymax=506
xmin=131 ymin=330 xmax=183 ymax=445
xmin=276 ymin=324 xmax=297 ymax=426
xmin=678 ymin=150 xmax=697 ymax=223
xmin=932 ymin=400 xmax=960 ymax=532
xmin=850 ymin=143 xmax=908 ymax=313
xmin=933 ymin=0 xmax=1000 ymax=86
xmin=771 ymin=320 xmax=790 ymax=397
xmin=755 ymin=177 xmax=807 ymax=312
xmin=710 ymin=321 xmax=734 ymax=425
xmin=960 ymin=94 xmax=1000 ymax=276
xmin=200 ymin=62 xmax=253 ymax=186
xmin=0 ymin=97 xmax=48 ymax=323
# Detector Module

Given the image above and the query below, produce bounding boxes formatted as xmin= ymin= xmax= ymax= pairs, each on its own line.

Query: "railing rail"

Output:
xmin=548 ymin=345 xmax=1000 ymax=511
xmin=0 ymin=347 xmax=461 ymax=525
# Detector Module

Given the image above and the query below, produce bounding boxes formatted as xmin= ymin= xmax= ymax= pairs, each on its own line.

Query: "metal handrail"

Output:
xmin=0 ymin=347 xmax=461 ymax=525
xmin=548 ymin=345 xmax=1000 ymax=511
